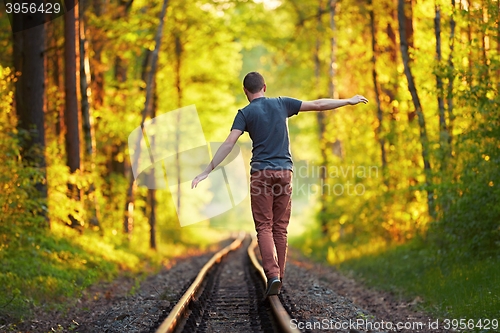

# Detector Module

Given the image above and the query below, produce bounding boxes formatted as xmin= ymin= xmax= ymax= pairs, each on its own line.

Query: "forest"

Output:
xmin=0 ymin=0 xmax=499 ymax=327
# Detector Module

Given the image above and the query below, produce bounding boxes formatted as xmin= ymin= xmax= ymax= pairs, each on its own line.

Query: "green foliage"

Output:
xmin=0 ymin=222 xmax=162 ymax=323
xmin=432 ymin=94 xmax=500 ymax=257
xmin=286 ymin=0 xmax=499 ymax=321
xmin=0 ymin=66 xmax=158 ymax=324
xmin=0 ymin=67 xmax=46 ymax=230
xmin=278 ymin=0 xmax=500 ymax=259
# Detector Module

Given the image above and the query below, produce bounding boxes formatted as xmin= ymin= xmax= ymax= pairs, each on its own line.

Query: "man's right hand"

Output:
xmin=349 ymin=95 xmax=369 ymax=105
xmin=192 ymin=171 xmax=209 ymax=189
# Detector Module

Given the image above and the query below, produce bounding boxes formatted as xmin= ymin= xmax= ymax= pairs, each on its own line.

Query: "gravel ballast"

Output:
xmin=5 ymin=239 xmax=445 ymax=333
xmin=280 ymin=248 xmax=446 ymax=333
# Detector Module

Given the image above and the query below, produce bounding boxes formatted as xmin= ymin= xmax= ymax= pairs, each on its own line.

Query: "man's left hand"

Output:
xmin=349 ymin=95 xmax=369 ymax=105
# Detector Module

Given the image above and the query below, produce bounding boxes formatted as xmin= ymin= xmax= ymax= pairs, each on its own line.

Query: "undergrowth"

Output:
xmin=0 ymin=223 xmax=162 ymax=324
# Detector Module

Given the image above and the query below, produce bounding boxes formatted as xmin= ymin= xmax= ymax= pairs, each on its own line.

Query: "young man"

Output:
xmin=192 ymin=72 xmax=368 ymax=297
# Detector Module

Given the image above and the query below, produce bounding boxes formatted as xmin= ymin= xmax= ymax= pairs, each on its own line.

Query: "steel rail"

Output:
xmin=155 ymin=231 xmax=245 ymax=333
xmin=247 ymin=234 xmax=302 ymax=333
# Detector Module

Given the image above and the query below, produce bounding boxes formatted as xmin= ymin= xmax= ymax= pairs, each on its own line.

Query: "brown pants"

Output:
xmin=250 ymin=169 xmax=292 ymax=280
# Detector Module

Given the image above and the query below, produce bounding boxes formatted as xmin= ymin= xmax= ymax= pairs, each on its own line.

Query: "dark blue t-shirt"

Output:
xmin=231 ymin=97 xmax=302 ymax=173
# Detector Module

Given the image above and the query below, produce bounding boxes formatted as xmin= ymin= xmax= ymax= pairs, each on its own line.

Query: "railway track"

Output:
xmin=154 ymin=232 xmax=301 ymax=333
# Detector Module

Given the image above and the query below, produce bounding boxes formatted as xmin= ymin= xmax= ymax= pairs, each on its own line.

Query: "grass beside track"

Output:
xmin=338 ymin=243 xmax=500 ymax=321
xmin=0 ymin=224 xmax=158 ymax=324
xmin=0 ymin=223 xmax=227 ymax=326
xmin=291 ymin=235 xmax=500 ymax=327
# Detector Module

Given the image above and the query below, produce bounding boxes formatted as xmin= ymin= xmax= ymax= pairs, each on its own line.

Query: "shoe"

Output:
xmin=264 ymin=277 xmax=282 ymax=297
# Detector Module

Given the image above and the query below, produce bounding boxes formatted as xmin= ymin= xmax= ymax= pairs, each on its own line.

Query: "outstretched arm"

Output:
xmin=191 ymin=129 xmax=243 ymax=188
xmin=300 ymin=95 xmax=368 ymax=112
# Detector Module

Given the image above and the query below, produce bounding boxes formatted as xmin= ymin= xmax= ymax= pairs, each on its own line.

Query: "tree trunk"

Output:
xmin=369 ymin=0 xmax=388 ymax=186
xmin=148 ymin=77 xmax=158 ymax=250
xmin=80 ymin=0 xmax=92 ymax=157
xmin=64 ymin=2 xmax=81 ymax=175
xmin=434 ymin=3 xmax=449 ymax=165
xmin=13 ymin=10 xmax=49 ymax=226
xmin=398 ymin=0 xmax=435 ymax=218
xmin=48 ymin=19 xmax=66 ymax=146
xmin=447 ymin=0 xmax=456 ymax=151
xmin=466 ymin=0 xmax=473 ymax=84
xmin=314 ymin=0 xmax=328 ymax=236
xmin=480 ymin=0 xmax=489 ymax=80
xmin=14 ymin=16 xmax=46 ymax=155
xmin=124 ymin=0 xmax=169 ymax=236
xmin=122 ymin=50 xmax=144 ymax=236
xmin=64 ymin=1 xmax=82 ymax=227
xmin=90 ymin=0 xmax=105 ymax=109
xmin=110 ymin=54 xmax=127 ymax=176
xmin=383 ymin=5 xmax=399 ymax=179
xmin=497 ymin=0 xmax=500 ymax=92
xmin=174 ymin=34 xmax=183 ymax=217
xmin=385 ymin=1 xmax=399 ymax=115
xmin=148 ymin=188 xmax=157 ymax=249
xmin=405 ymin=0 xmax=415 ymax=49
xmin=80 ymin=0 xmax=101 ymax=227
xmin=328 ymin=0 xmax=336 ymax=101
xmin=328 ymin=0 xmax=342 ymax=235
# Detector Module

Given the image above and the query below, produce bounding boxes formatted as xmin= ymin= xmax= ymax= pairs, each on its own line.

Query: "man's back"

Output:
xmin=231 ymin=96 xmax=301 ymax=173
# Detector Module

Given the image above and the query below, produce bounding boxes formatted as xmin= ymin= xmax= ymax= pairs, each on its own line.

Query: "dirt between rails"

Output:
xmin=5 ymin=240 xmax=445 ymax=333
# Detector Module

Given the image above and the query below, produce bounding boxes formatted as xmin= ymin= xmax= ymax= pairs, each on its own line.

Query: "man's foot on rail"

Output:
xmin=264 ymin=277 xmax=282 ymax=297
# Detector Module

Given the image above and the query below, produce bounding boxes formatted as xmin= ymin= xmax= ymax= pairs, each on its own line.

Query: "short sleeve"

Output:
xmin=230 ymin=110 xmax=247 ymax=132
xmin=280 ymin=97 xmax=302 ymax=117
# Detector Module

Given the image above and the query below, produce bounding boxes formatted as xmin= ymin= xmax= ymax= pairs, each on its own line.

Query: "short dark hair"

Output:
xmin=243 ymin=72 xmax=265 ymax=93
